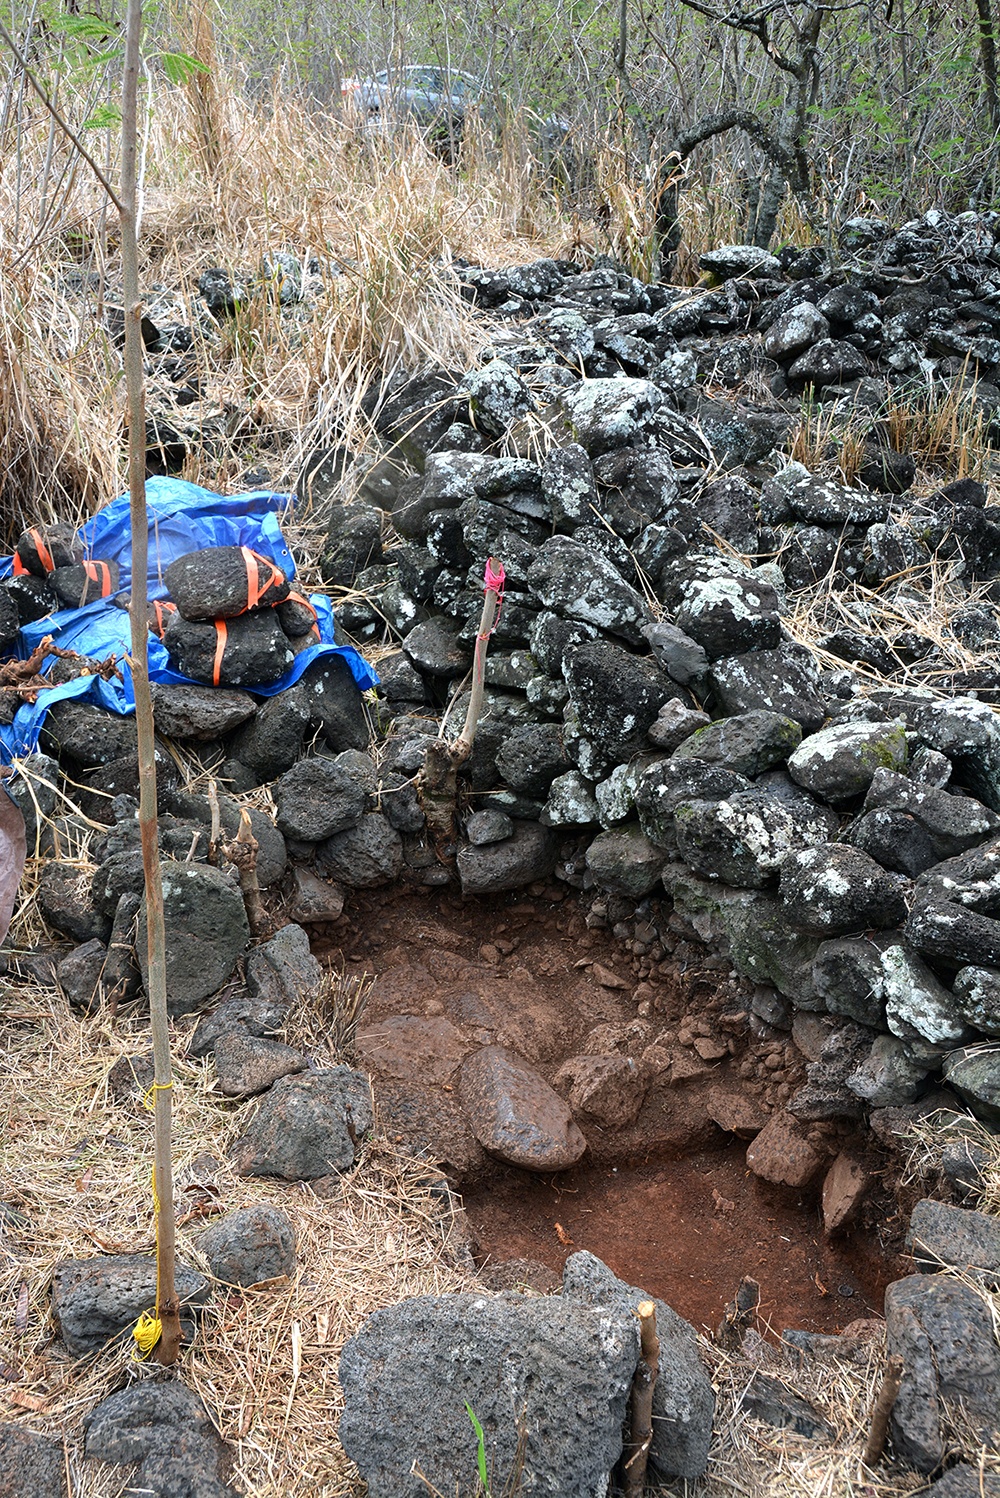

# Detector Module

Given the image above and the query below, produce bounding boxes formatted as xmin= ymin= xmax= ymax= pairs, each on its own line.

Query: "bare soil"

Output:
xmin=310 ymin=876 xmax=907 ymax=1337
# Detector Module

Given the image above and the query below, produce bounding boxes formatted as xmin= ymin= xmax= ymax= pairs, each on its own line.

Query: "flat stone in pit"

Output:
xmin=459 ymin=1045 xmax=587 ymax=1170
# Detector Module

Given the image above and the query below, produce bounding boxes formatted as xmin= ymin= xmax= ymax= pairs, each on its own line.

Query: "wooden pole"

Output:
xmin=622 ymin=1300 xmax=660 ymax=1496
xmin=122 ymin=0 xmax=182 ymax=1367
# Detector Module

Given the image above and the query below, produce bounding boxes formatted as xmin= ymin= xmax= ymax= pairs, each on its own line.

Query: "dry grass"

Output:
xmin=0 ymin=978 xmax=477 ymax=1498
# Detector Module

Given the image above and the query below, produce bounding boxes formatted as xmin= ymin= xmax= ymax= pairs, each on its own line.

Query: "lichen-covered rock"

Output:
xmin=943 ymin=1047 xmax=1000 ymax=1124
xmin=462 ymin=360 xmax=534 ymax=437
xmin=712 ymin=641 xmax=827 ymax=732
xmin=672 ymin=710 xmax=801 ymax=778
xmin=952 ymin=965 xmax=1000 ymax=1037
xmin=527 ymin=534 xmax=650 ymax=644
xmin=675 ymin=789 xmax=833 ymax=888
xmin=848 ymin=770 xmax=998 ymax=875
xmin=879 ymin=942 xmax=972 ymax=1046
xmin=787 ymin=340 xmax=869 ymax=389
xmin=780 ymin=845 xmax=908 ymax=935
xmin=763 ymin=301 xmax=830 ymax=360
xmin=787 ymin=720 xmax=907 ymax=804
xmin=634 ymin=759 xmax=749 ymax=848
xmin=674 ymin=574 xmax=780 ymax=659
xmin=543 ymin=770 xmax=601 ymax=826
xmin=559 ymin=376 xmax=663 ymax=454
xmin=563 ymin=641 xmax=677 ymax=779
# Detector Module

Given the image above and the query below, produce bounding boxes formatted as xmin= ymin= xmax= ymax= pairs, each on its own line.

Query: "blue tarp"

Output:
xmin=0 ymin=477 xmax=378 ymax=762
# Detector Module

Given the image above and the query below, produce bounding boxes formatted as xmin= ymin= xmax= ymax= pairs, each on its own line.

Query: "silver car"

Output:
xmin=353 ymin=67 xmax=483 ymax=133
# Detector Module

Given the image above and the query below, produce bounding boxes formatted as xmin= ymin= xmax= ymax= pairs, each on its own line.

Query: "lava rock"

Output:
xmin=163 ymin=608 xmax=294 ymax=687
xmin=675 ymin=789 xmax=833 ymax=888
xmin=943 ymin=1047 xmax=1000 ymax=1124
xmin=273 ymin=757 xmax=367 ymax=841
xmin=585 ymin=824 xmax=665 ymax=897
xmin=214 ymin=1031 xmax=307 ymax=1098
xmin=907 ymin=1198 xmax=1000 ymax=1281
xmin=457 ymin=820 xmax=556 ymax=894
xmin=541 ymin=442 xmax=599 ymax=528
xmin=905 ymin=899 xmax=1000 ymax=970
xmin=952 ymin=965 xmax=1000 ymax=1037
xmin=647 ymin=699 xmax=711 ymax=751
xmin=711 ymin=642 xmax=827 ymax=733
xmin=137 ymin=864 xmax=250 ymax=1016
xmin=555 ymin=1054 xmax=649 ymax=1128
xmin=320 ymin=503 xmax=384 ymax=586
xmin=463 ymin=360 xmax=534 ymax=437
xmin=700 ymin=243 xmax=781 ymax=279
xmin=224 ymin=687 xmax=310 ymax=783
xmin=812 ymin=936 xmax=890 ymax=1027
xmin=786 ymin=473 xmax=889 ymax=526
xmin=562 ymin=1250 xmax=714 ymax=1479
xmin=195 ymin=1203 xmax=297 ymax=1286
xmin=41 ymin=699 xmax=137 ymax=767
xmin=402 ymin=618 xmax=472 ymax=678
xmin=165 ymin=546 xmax=290 ymax=620
xmin=5 ymin=573 xmax=56 ymax=624
xmin=741 ymin=1372 xmax=832 ymax=1439
xmin=50 ymin=558 xmax=121 ymax=607
xmin=780 ymin=845 xmax=908 ymax=935
xmin=643 ymin=621 xmax=710 ymax=687
xmin=885 ymin=1274 xmax=1000 ymax=1472
xmin=696 ymin=474 xmax=759 ymax=552
xmin=15 ymin=521 xmax=83 ymax=576
xmin=339 ymin=1286 xmax=638 ymax=1498
xmin=787 ymin=338 xmax=868 ymax=387
xmin=850 ymin=771 xmax=998 ymax=875
xmin=763 ymin=302 xmax=830 ymax=360
xmin=231 ymin=1066 xmax=372 ymax=1179
xmin=495 ymin=724 xmax=571 ymax=797
xmin=315 ymin=813 xmax=404 ymax=887
xmin=83 ymin=1381 xmax=238 ymax=1498
xmin=673 ymin=710 xmax=801 ymax=777
xmin=563 ymin=641 xmax=677 ymax=779
xmin=459 ymin=1046 xmax=587 ymax=1170
xmin=151 ymin=682 xmax=256 ymax=739
xmin=465 ymin=808 xmax=515 ymax=845
xmin=37 ymin=861 xmax=110 ymax=942
xmin=51 ymin=1253 xmax=210 ymax=1354
xmin=559 ymin=376 xmax=663 ymax=455
xmin=57 ymin=939 xmax=107 ymax=1013
xmin=746 ymin=1111 xmax=825 ymax=1187
xmin=0 ymin=1426 xmax=64 ymax=1498
xmin=634 ymin=760 xmax=749 ymax=847
xmin=675 ymin=574 xmax=781 ymax=659
xmin=787 ymin=719 xmax=908 ymax=804
xmin=527 ymin=533 xmax=650 ymax=645
xmin=298 ymin=654 xmax=370 ymax=753
xmin=245 ymin=922 xmax=324 ymax=1010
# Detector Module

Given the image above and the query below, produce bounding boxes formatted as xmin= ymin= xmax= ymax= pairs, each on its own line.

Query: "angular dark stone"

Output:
xmin=151 ymin=683 xmax=256 ymax=740
xmin=163 ymin=608 xmax=294 ymax=687
xmin=527 ymin=534 xmax=650 ymax=645
xmin=0 ymin=1425 xmax=64 ymax=1498
xmin=214 ymin=1031 xmax=306 ymax=1098
xmin=298 ymin=654 xmax=370 ymax=753
xmin=320 ymin=503 xmax=384 ymax=586
xmin=51 ymin=1253 xmax=210 ymax=1354
xmin=195 ymin=1204 xmax=297 ymax=1287
xmin=712 ymin=642 xmax=827 ymax=733
xmin=50 ymin=558 xmax=121 ymax=608
xmin=562 ymin=1250 xmax=714 ymax=1479
xmin=675 ymin=574 xmax=780 ymax=660
xmin=672 ymin=710 xmax=801 ymax=778
xmin=315 ymin=813 xmax=404 ymax=887
xmin=137 ymin=864 xmax=249 ymax=1016
xmin=231 ymin=1066 xmax=372 ymax=1179
xmin=563 ymin=641 xmax=677 ymax=779
xmin=37 ymin=861 xmax=110 ymax=942
xmin=165 ymin=545 xmax=290 ymax=620
xmin=41 ymin=699 xmax=137 ymax=767
xmin=273 ymin=756 xmax=367 ymax=841
xmin=457 ymin=820 xmax=556 ymax=894
xmin=339 ymin=1288 xmax=637 ymax=1498
xmin=675 ymin=789 xmax=834 ymax=889
xmin=83 ymin=1381 xmax=238 ymax=1498
xmin=634 ymin=759 xmax=750 ymax=847
xmin=15 ymin=521 xmax=83 ymax=576
xmin=907 ymin=1198 xmax=1000 ymax=1281
xmin=459 ymin=1046 xmax=586 ymax=1170
xmin=495 ymin=724 xmax=571 ymax=797
xmin=781 ymin=845 xmax=908 ymax=935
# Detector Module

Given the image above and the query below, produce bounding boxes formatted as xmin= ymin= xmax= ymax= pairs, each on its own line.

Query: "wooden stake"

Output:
xmin=223 ymin=808 xmax=268 ymax=935
xmin=122 ymin=0 xmax=182 ymax=1367
xmin=622 ymin=1300 xmax=660 ymax=1497
xmin=862 ymin=1354 xmax=904 ymax=1468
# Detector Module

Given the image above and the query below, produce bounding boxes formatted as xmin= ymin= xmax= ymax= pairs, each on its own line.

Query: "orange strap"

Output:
xmin=151 ymin=600 xmax=176 ymax=637
xmin=212 ymin=619 xmax=227 ymax=686
xmin=84 ymin=561 xmax=113 ymax=598
xmin=28 ymin=527 xmax=54 ymax=573
xmin=240 ymin=546 xmax=285 ymax=613
xmin=11 ymin=553 xmax=27 ymax=576
xmin=286 ymin=589 xmax=320 ymax=640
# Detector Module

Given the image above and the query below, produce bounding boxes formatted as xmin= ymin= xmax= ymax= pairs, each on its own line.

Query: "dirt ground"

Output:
xmin=311 ymin=876 xmax=906 ymax=1339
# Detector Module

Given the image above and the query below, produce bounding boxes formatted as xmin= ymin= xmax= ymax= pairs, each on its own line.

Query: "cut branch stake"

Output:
xmin=862 ymin=1354 xmax=904 ymax=1468
xmin=623 ymin=1300 xmax=660 ymax=1496
xmin=122 ymin=0 xmax=182 ymax=1366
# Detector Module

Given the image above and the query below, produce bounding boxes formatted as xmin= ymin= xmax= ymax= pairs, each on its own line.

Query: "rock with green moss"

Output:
xmin=672 ymin=709 xmax=802 ymax=778
xmin=787 ymin=718 xmax=907 ymax=804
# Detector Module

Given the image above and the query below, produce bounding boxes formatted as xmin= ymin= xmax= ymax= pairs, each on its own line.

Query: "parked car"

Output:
xmin=349 ymin=67 xmax=483 ymax=133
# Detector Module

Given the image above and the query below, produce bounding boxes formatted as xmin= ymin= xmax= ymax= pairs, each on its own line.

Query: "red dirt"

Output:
xmin=463 ymin=1147 xmax=901 ymax=1338
xmin=312 ymin=880 xmax=905 ymax=1335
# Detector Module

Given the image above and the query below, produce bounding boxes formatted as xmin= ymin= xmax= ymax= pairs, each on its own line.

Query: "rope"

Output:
xmin=83 ymin=560 xmax=113 ymax=599
xmin=239 ymin=546 xmax=285 ymax=614
xmin=132 ymin=1080 xmax=173 ymax=1361
xmin=28 ymin=527 xmax=54 ymax=573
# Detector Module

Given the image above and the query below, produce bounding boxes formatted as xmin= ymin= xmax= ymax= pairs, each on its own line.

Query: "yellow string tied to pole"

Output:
xmin=132 ymin=1079 xmax=173 ymax=1361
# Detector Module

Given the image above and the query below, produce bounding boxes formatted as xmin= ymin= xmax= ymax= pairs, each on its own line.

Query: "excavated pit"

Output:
xmin=311 ymin=877 xmax=909 ymax=1338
